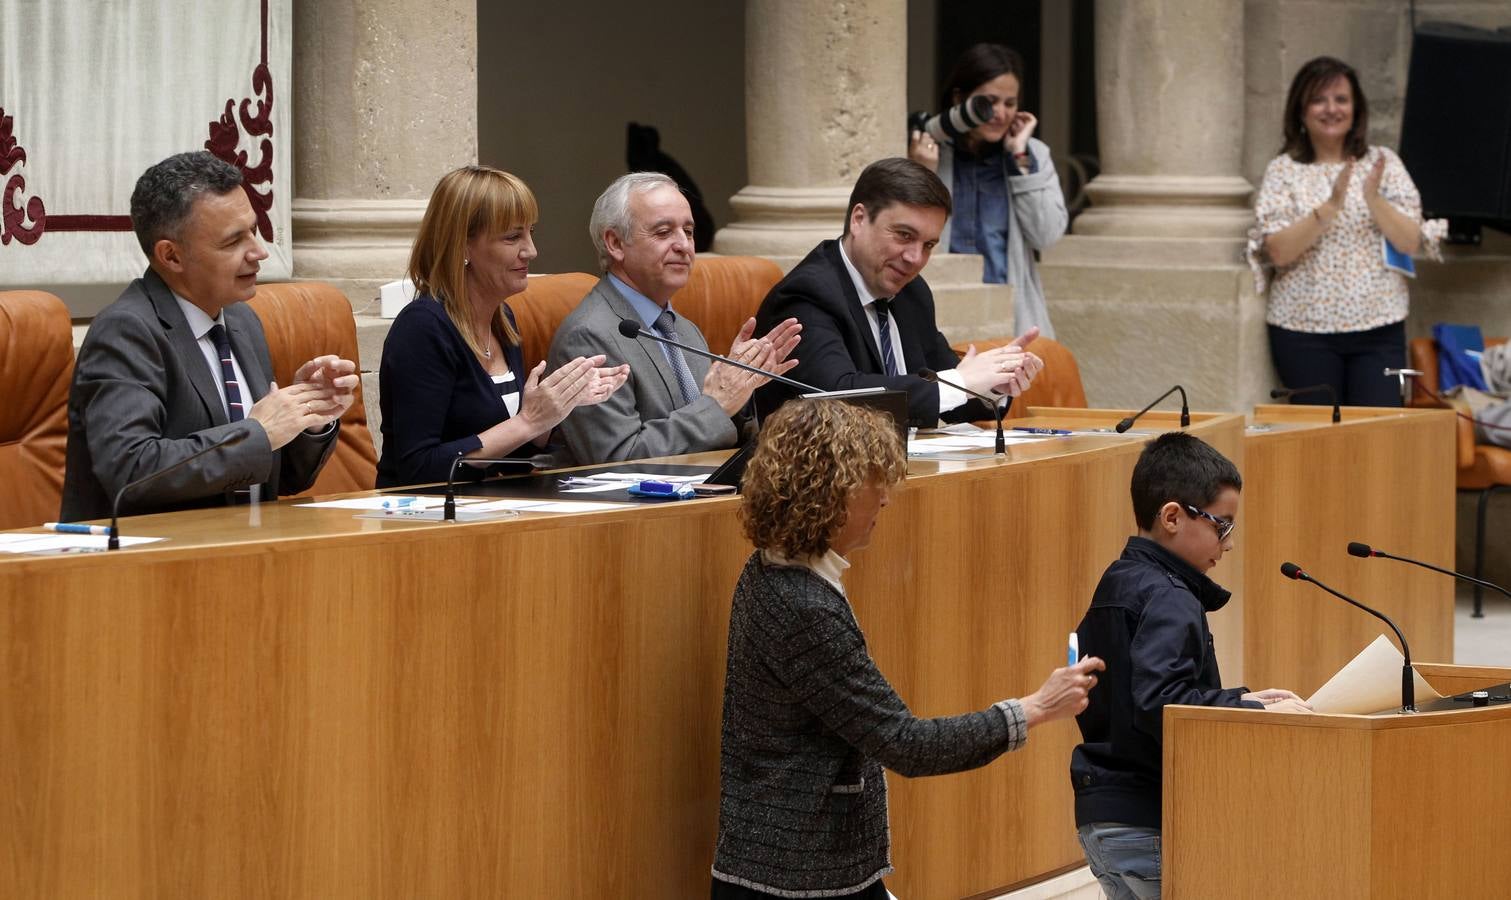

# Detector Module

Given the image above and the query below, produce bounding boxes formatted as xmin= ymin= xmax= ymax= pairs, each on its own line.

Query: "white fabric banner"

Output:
xmin=0 ymin=0 xmax=292 ymax=286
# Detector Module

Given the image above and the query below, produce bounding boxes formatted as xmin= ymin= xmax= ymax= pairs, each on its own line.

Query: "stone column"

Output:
xmin=711 ymin=0 xmax=906 ymax=258
xmin=1071 ymin=0 xmax=1253 ymax=247
xmin=291 ymin=0 xmax=477 ymax=304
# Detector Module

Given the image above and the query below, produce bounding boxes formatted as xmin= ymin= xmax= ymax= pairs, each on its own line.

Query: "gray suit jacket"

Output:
xmin=60 ymin=268 xmax=338 ymax=521
xmin=547 ymin=276 xmax=741 ymax=465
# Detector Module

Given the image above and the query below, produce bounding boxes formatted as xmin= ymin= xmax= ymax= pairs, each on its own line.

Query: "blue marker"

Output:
xmin=1015 ymin=427 xmax=1072 ymax=436
xmin=1068 ymin=632 xmax=1080 ymax=667
xmin=43 ymin=522 xmax=110 ymax=536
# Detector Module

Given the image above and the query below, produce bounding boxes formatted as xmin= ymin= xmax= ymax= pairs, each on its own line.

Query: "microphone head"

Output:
xmin=617 ymin=319 xmax=643 ymax=339
xmin=917 ymin=368 xmax=940 ymax=383
xmin=1114 ymin=417 xmax=1133 ymax=433
xmin=1280 ymin=562 xmax=1304 ymax=580
xmin=1270 ymin=388 xmax=1290 ymax=399
xmin=1347 ymin=542 xmax=1374 ymax=559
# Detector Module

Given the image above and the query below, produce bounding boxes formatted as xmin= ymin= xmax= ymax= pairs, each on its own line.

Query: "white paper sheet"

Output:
xmin=0 ymin=534 xmax=163 ymax=553
xmin=1307 ymin=634 xmax=1444 ymax=715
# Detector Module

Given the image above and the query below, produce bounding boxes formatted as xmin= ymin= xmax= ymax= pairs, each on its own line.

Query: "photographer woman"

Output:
xmin=908 ymin=43 xmax=1069 ymax=337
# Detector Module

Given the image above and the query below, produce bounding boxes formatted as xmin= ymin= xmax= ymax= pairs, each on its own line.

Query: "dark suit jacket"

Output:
xmin=376 ymin=296 xmax=531 ymax=488
xmin=60 ymin=268 xmax=338 ymax=521
xmin=753 ymin=240 xmax=992 ymax=426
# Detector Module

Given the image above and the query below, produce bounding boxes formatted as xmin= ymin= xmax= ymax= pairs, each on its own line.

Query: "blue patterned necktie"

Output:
xmin=207 ymin=323 xmax=245 ymax=422
xmin=874 ymin=298 xmax=899 ymax=377
xmin=653 ymin=308 xmax=701 ymax=407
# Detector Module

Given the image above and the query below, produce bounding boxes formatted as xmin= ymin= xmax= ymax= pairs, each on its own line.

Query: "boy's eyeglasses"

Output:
xmin=1183 ymin=504 xmax=1235 ymax=541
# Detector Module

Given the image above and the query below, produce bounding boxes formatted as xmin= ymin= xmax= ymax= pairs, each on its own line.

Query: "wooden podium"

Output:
xmin=1163 ymin=665 xmax=1511 ymax=900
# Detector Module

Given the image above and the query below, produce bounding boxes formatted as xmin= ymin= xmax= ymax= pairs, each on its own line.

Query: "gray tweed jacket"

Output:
xmin=711 ymin=554 xmax=1028 ymax=897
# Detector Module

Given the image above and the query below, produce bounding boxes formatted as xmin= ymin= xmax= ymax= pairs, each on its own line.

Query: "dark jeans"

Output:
xmin=711 ymin=877 xmax=890 ymax=899
xmin=1268 ymin=320 xmax=1406 ymax=407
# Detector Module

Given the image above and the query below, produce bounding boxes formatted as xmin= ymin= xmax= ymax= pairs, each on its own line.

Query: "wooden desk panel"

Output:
xmin=0 ymin=411 xmax=1237 ymax=899
xmin=1164 ymin=696 xmax=1511 ymax=899
xmin=1242 ymin=405 xmax=1457 ymax=694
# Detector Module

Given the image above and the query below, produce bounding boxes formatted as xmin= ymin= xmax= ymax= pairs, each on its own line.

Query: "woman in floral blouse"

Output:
xmin=1248 ymin=56 xmax=1445 ymax=407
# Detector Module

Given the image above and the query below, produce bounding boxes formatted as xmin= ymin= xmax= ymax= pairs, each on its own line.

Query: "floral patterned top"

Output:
xmin=1247 ymin=146 xmax=1446 ymax=334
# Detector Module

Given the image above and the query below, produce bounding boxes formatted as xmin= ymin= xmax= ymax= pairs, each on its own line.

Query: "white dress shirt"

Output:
xmin=836 ymin=241 xmax=969 ymax=416
xmin=174 ymin=292 xmax=253 ymax=421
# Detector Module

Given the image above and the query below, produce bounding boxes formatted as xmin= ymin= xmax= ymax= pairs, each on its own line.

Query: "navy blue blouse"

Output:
xmin=376 ymin=295 xmax=531 ymax=488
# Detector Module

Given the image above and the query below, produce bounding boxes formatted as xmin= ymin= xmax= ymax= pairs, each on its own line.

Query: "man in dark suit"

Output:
xmin=754 ymin=157 xmax=1042 ymax=426
xmin=61 ymin=152 xmax=358 ymax=521
xmin=548 ymin=172 xmax=800 ymax=465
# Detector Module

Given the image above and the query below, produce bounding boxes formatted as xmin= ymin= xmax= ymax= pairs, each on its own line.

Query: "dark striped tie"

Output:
xmin=653 ymin=308 xmax=701 ymax=407
xmin=874 ymin=298 xmax=899 ymax=377
xmin=207 ymin=324 xmax=245 ymax=423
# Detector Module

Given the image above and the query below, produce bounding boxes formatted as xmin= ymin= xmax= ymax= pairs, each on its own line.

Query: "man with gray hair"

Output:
xmin=61 ymin=151 xmax=357 ymax=521
xmin=547 ymin=172 xmax=801 ymax=464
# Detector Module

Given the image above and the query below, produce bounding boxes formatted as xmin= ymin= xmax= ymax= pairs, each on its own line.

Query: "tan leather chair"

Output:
xmin=249 ymin=282 xmax=378 ymax=496
xmin=673 ymin=255 xmax=786 ymax=355
xmin=507 ymin=258 xmax=785 ymax=371
xmin=507 ymin=272 xmax=600 ymax=371
xmin=1408 ymin=335 xmax=1511 ymax=616
xmin=0 ymin=290 xmax=74 ymax=528
xmin=950 ymin=334 xmax=1089 ymax=410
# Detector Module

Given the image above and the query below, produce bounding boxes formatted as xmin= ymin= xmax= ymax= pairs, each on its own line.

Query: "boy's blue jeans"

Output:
xmin=1077 ymin=822 xmax=1161 ymax=900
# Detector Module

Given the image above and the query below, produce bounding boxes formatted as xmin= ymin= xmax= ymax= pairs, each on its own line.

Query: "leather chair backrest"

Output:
xmin=950 ymin=335 xmax=1089 ymax=409
xmin=508 ymin=273 xmax=600 ymax=371
xmin=248 ymin=282 xmax=378 ymax=496
xmin=505 ymin=258 xmax=783 ymax=371
xmin=672 ymin=256 xmax=786 ymax=355
xmin=0 ymin=291 xmax=74 ymax=528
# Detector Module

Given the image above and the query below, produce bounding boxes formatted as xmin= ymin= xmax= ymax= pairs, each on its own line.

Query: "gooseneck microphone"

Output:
xmin=1115 ymin=385 xmax=1190 ymax=433
xmin=1281 ymin=561 xmax=1416 ymax=713
xmin=918 ymin=368 xmax=1011 ymax=454
xmin=108 ymin=430 xmax=251 ymax=550
xmin=443 ymin=455 xmax=529 ymax=521
xmin=616 ymin=319 xmax=820 ymax=394
xmin=1271 ymin=383 xmax=1341 ymax=423
xmin=1348 ymin=541 xmax=1511 ymax=618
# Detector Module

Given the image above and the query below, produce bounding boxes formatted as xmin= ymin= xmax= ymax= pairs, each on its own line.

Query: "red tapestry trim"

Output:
xmin=0 ymin=107 xmax=45 ymax=246
xmin=44 ymin=216 xmax=133 ymax=231
xmin=205 ymin=0 xmax=274 ymax=242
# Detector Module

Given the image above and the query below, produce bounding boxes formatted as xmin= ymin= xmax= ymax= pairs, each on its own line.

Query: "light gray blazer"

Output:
xmin=60 ymin=268 xmax=337 ymax=521
xmin=547 ymin=276 xmax=741 ymax=465
xmin=937 ymin=136 xmax=1068 ymax=338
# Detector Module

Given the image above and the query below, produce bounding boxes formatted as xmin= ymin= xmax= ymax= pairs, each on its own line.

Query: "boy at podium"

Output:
xmin=1068 ymin=433 xmax=1309 ymax=899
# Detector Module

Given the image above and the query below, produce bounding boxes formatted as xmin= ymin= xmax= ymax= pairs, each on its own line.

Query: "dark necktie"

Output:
xmin=874 ymin=298 xmax=899 ymax=377
xmin=207 ymin=324 xmax=245 ymax=422
xmin=653 ymin=308 xmax=701 ymax=407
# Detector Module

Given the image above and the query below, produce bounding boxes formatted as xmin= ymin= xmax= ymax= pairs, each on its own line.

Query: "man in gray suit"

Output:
xmin=61 ymin=152 xmax=358 ymax=521
xmin=548 ymin=173 xmax=800 ymax=465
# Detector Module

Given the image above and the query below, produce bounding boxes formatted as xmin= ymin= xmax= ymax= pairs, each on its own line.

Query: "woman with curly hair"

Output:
xmin=710 ymin=400 xmax=1105 ymax=900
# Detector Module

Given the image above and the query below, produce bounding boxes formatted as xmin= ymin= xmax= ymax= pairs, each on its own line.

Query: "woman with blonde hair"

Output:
xmin=710 ymin=399 xmax=1104 ymax=899
xmin=377 ymin=166 xmax=627 ymax=487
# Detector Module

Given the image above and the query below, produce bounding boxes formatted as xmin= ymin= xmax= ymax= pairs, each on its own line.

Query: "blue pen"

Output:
xmin=43 ymin=522 xmax=110 ymax=536
xmin=1015 ymin=427 xmax=1072 ymax=436
xmin=1068 ymin=632 xmax=1080 ymax=667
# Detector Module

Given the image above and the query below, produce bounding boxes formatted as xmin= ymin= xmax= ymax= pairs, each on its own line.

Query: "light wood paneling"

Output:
xmin=0 ymin=410 xmax=1241 ymax=899
xmin=1242 ymin=405 xmax=1457 ymax=695
xmin=1164 ymin=696 xmax=1511 ymax=899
